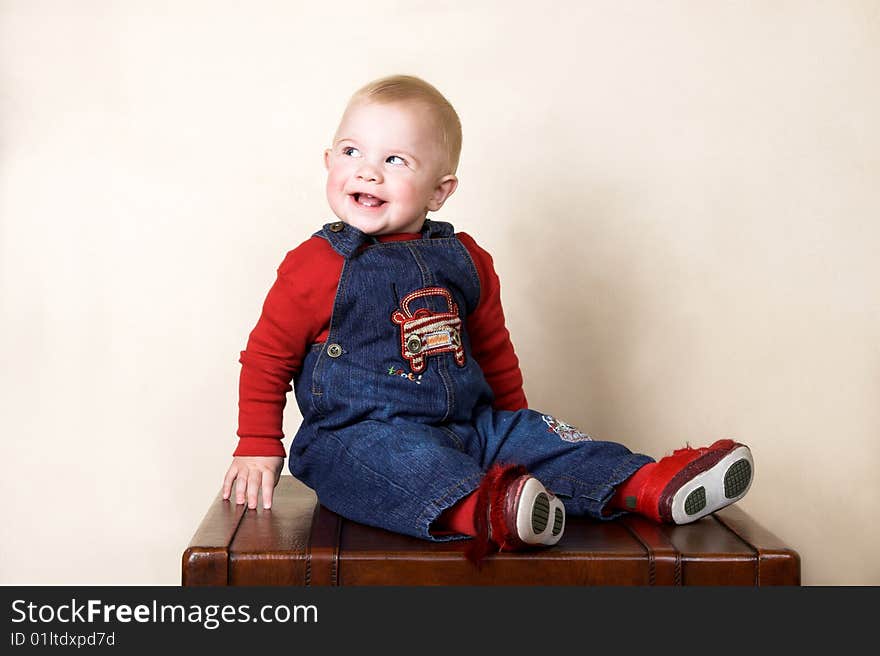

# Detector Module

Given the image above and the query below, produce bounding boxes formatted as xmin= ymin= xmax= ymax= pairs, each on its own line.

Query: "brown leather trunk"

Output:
xmin=183 ymin=476 xmax=800 ymax=586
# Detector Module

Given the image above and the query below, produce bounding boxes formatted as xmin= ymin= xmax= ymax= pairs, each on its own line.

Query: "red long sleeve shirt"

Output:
xmin=234 ymin=231 xmax=527 ymax=457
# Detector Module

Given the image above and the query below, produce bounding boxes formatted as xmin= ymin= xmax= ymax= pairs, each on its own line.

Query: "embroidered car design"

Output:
xmin=391 ymin=287 xmax=466 ymax=373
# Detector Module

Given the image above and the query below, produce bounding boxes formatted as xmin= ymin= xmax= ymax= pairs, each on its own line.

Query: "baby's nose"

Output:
xmin=356 ymin=162 xmax=382 ymax=183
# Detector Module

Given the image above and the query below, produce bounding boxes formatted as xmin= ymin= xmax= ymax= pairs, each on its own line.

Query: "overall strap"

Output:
xmin=315 ymin=219 xmax=458 ymax=258
xmin=314 ymin=221 xmax=375 ymax=259
xmin=421 ymin=219 xmax=455 ymax=239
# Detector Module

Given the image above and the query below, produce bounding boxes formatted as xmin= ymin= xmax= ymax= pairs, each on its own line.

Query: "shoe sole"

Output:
xmin=668 ymin=445 xmax=753 ymax=525
xmin=515 ymin=477 xmax=566 ymax=546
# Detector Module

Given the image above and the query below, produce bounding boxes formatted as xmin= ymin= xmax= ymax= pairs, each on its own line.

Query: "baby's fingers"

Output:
xmin=222 ymin=466 xmax=240 ymax=500
xmin=262 ymin=473 xmax=275 ymax=510
xmin=246 ymin=468 xmax=261 ymax=509
xmin=235 ymin=475 xmax=249 ymax=505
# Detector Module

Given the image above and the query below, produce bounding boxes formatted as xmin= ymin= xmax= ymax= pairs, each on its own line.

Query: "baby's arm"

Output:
xmin=223 ymin=456 xmax=284 ymax=509
xmin=457 ymin=232 xmax=528 ymax=410
xmin=228 ymin=257 xmax=302 ymax=510
xmin=226 ymin=236 xmax=341 ymax=509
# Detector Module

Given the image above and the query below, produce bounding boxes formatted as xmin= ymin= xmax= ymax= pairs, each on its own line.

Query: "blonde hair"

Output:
xmin=346 ymin=74 xmax=462 ymax=174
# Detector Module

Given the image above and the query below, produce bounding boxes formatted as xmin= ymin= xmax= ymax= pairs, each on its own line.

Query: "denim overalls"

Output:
xmin=289 ymin=220 xmax=652 ymax=540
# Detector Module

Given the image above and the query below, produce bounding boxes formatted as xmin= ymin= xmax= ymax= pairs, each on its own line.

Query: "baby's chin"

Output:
xmin=336 ymin=217 xmax=383 ymax=235
xmin=337 ymin=216 xmax=426 ymax=236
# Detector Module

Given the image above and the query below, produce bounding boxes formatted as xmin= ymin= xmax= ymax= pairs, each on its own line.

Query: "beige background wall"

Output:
xmin=2 ymin=1 xmax=878 ymax=585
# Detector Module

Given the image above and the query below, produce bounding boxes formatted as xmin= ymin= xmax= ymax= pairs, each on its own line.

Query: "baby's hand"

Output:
xmin=222 ymin=456 xmax=284 ymax=510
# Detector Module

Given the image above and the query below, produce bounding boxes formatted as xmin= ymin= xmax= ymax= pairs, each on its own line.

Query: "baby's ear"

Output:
xmin=323 ymin=148 xmax=332 ymax=170
xmin=428 ymin=175 xmax=459 ymax=211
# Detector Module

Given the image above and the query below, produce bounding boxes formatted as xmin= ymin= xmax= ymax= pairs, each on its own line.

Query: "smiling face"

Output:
xmin=324 ymin=100 xmax=458 ymax=235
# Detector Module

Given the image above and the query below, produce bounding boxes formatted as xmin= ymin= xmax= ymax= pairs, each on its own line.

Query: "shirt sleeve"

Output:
xmin=456 ymin=232 xmax=528 ymax=411
xmin=234 ymin=237 xmax=342 ymax=457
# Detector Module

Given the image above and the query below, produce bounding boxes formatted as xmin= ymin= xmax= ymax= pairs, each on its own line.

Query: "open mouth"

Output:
xmin=351 ymin=193 xmax=386 ymax=208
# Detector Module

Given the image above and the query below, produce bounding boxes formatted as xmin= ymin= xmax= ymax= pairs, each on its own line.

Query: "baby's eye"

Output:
xmin=386 ymin=155 xmax=406 ymax=166
xmin=342 ymin=146 xmax=361 ymax=157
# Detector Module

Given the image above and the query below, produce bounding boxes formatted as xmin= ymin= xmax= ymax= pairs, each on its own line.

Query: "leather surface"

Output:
xmin=182 ymin=476 xmax=800 ymax=586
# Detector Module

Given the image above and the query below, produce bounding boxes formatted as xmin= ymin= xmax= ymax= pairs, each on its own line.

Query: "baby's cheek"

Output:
xmin=395 ymin=182 xmax=422 ymax=204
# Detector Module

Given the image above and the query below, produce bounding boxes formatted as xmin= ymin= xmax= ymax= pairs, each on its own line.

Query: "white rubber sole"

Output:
xmin=515 ymin=477 xmax=566 ymax=546
xmin=669 ymin=445 xmax=754 ymax=524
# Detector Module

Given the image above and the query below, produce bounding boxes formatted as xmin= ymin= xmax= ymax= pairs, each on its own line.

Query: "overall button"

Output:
xmin=329 ymin=222 xmax=345 ymax=233
xmin=326 ymin=343 xmax=343 ymax=358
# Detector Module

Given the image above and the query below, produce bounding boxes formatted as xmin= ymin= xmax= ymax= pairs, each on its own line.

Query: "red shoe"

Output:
xmin=466 ymin=464 xmax=566 ymax=563
xmin=619 ymin=440 xmax=753 ymax=524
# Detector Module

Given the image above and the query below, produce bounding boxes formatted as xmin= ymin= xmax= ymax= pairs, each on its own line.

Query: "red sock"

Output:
xmin=433 ymin=490 xmax=479 ymax=536
xmin=611 ymin=462 xmax=657 ymax=512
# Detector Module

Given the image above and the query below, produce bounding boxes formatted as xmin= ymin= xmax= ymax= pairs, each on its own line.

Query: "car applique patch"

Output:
xmin=391 ymin=287 xmax=466 ymax=374
xmin=542 ymin=415 xmax=592 ymax=442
